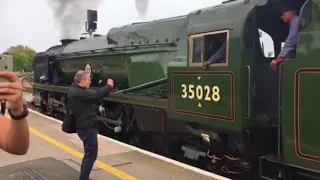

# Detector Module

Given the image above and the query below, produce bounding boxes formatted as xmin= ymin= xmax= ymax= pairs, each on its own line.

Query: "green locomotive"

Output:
xmin=31 ymin=0 xmax=320 ymax=179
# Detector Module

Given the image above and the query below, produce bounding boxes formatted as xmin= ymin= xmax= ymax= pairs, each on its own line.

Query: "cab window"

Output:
xmin=189 ymin=30 xmax=229 ymax=67
xmin=256 ymin=0 xmax=312 ymax=59
xmin=258 ymin=29 xmax=275 ymax=58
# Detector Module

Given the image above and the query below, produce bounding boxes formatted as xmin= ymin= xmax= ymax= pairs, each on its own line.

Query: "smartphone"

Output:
xmin=0 ymin=55 xmax=13 ymax=82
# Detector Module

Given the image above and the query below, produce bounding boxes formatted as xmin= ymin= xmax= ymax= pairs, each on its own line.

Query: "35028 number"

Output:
xmin=181 ymin=84 xmax=220 ymax=102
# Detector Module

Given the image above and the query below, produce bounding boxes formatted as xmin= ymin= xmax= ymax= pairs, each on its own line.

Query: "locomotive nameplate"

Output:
xmin=171 ymin=72 xmax=235 ymax=122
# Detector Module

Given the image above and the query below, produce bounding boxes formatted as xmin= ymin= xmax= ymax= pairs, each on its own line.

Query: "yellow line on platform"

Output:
xmin=29 ymin=127 xmax=139 ymax=180
xmin=4 ymin=114 xmax=138 ymax=180
xmin=28 ymin=128 xmax=138 ymax=180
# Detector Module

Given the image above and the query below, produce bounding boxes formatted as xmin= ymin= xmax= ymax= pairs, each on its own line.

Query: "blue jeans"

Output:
xmin=77 ymin=128 xmax=98 ymax=180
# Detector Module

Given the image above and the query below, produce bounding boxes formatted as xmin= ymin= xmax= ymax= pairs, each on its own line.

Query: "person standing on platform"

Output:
xmin=0 ymin=71 xmax=29 ymax=155
xmin=68 ymin=70 xmax=114 ymax=180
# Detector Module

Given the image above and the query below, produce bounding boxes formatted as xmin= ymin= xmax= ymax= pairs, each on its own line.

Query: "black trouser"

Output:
xmin=77 ymin=127 xmax=98 ymax=180
xmin=1 ymin=102 xmax=6 ymax=115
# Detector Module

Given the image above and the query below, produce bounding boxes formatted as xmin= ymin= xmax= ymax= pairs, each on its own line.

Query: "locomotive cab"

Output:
xmin=245 ymin=0 xmax=312 ymax=127
xmin=243 ymin=0 xmax=320 ymax=179
xmin=33 ymin=53 xmax=51 ymax=84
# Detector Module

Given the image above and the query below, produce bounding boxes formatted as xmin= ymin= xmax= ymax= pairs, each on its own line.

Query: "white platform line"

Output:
xmin=27 ymin=108 xmax=231 ymax=180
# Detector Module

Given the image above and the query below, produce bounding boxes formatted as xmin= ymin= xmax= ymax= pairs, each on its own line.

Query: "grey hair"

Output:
xmin=74 ymin=70 xmax=89 ymax=83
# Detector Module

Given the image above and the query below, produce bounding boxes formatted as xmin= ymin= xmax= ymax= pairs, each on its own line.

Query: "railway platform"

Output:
xmin=0 ymin=108 xmax=230 ymax=180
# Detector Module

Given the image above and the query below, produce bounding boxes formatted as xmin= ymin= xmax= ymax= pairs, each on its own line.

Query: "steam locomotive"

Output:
xmin=31 ymin=0 xmax=320 ymax=179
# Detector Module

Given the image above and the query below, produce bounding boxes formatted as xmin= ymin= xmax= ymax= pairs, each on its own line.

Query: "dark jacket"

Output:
xmin=67 ymin=83 xmax=111 ymax=129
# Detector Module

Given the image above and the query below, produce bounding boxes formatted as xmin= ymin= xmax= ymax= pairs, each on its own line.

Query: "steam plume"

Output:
xmin=135 ymin=0 xmax=149 ymax=20
xmin=48 ymin=0 xmax=102 ymax=39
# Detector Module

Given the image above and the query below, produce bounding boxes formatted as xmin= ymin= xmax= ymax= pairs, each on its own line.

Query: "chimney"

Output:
xmin=60 ymin=39 xmax=78 ymax=45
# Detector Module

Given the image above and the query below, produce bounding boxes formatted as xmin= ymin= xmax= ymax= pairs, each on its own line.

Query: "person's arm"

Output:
xmin=205 ymin=41 xmax=226 ymax=65
xmin=0 ymin=106 xmax=29 ymax=155
xmin=0 ymin=72 xmax=29 ymax=155
xmin=278 ymin=17 xmax=300 ymax=60
xmin=75 ymin=84 xmax=112 ymax=101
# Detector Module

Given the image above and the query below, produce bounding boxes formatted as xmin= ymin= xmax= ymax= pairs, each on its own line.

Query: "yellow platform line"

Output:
xmin=5 ymin=114 xmax=138 ymax=180
xmin=29 ymin=127 xmax=139 ymax=180
xmin=29 ymin=128 xmax=138 ymax=180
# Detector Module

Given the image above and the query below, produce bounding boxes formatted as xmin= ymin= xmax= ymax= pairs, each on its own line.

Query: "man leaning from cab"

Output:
xmin=270 ymin=7 xmax=300 ymax=70
xmin=0 ymin=71 xmax=30 ymax=155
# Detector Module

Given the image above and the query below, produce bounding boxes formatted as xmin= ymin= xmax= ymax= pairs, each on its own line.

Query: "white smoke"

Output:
xmin=48 ymin=0 xmax=149 ymax=39
xmin=48 ymin=0 xmax=102 ymax=39
xmin=135 ymin=0 xmax=149 ymax=20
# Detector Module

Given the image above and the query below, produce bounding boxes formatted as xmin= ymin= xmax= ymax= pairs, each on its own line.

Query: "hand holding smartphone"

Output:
xmin=0 ymin=55 xmax=23 ymax=111
xmin=0 ymin=55 xmax=13 ymax=83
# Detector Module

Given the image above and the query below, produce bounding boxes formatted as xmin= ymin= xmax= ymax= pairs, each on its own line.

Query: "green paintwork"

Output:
xmin=167 ymin=69 xmax=237 ymax=130
xmin=107 ymin=16 xmax=186 ymax=48
xmin=167 ymin=67 xmax=245 ymax=131
xmin=116 ymin=78 xmax=167 ymax=94
xmin=58 ymin=47 xmax=174 ymax=89
xmin=165 ymin=1 xmax=258 ymax=132
xmin=59 ymin=56 xmax=129 ymax=88
xmin=172 ymin=72 xmax=233 ymax=119
xmin=281 ymin=0 xmax=320 ymax=172
xmin=53 ymin=15 xmax=188 ymax=90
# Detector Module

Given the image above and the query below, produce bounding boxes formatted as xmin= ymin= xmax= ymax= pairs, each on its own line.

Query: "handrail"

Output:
xmin=114 ymin=78 xmax=167 ymax=94
xmin=246 ymin=65 xmax=251 ymax=119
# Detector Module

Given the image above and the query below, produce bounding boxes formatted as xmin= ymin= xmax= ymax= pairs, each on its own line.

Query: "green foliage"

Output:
xmin=2 ymin=45 xmax=37 ymax=72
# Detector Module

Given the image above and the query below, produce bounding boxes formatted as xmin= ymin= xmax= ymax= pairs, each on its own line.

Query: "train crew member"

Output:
xmin=68 ymin=70 xmax=114 ymax=180
xmin=0 ymin=71 xmax=30 ymax=155
xmin=202 ymin=41 xmax=226 ymax=69
xmin=270 ymin=7 xmax=300 ymax=70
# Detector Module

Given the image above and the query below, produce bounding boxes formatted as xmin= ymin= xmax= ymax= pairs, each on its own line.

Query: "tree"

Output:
xmin=2 ymin=45 xmax=37 ymax=72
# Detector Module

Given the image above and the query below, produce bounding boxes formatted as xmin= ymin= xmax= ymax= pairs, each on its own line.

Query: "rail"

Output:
xmin=16 ymin=72 xmax=34 ymax=78
xmin=114 ymin=78 xmax=167 ymax=94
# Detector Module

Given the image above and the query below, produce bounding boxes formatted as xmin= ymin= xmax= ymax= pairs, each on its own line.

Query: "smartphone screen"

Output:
xmin=0 ymin=55 xmax=13 ymax=82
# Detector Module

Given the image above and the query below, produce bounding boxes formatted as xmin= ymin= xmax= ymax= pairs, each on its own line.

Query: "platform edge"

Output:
xmin=28 ymin=108 xmax=231 ymax=180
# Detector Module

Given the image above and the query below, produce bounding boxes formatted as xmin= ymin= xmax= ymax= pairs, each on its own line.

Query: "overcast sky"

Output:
xmin=0 ymin=0 xmax=222 ymax=53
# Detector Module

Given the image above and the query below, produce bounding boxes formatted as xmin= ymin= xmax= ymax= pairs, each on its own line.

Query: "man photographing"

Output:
xmin=0 ymin=71 xmax=29 ymax=155
xmin=68 ymin=70 xmax=114 ymax=180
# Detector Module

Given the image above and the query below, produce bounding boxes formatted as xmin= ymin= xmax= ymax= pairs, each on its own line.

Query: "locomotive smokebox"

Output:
xmin=60 ymin=39 xmax=78 ymax=46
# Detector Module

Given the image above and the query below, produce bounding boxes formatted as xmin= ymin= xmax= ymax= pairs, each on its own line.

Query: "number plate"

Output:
xmin=171 ymin=72 xmax=235 ymax=121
